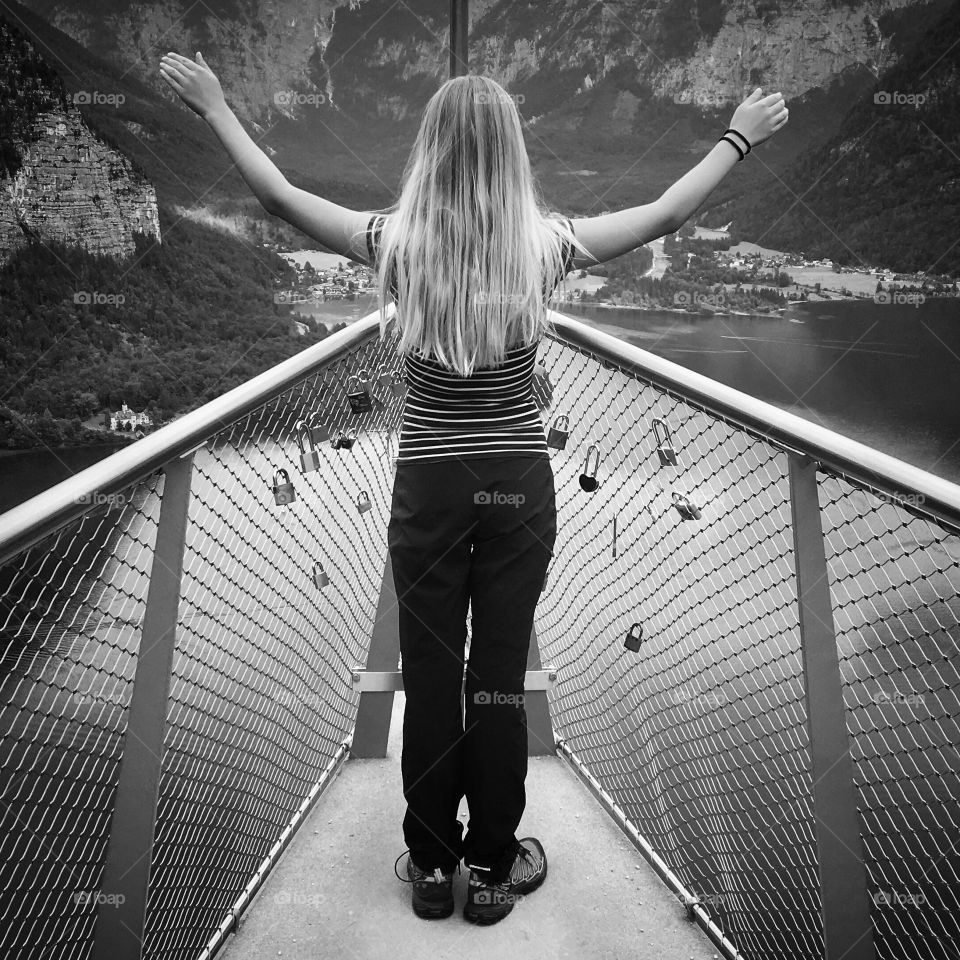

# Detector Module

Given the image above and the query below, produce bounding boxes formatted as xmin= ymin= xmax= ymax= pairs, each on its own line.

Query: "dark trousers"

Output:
xmin=387 ymin=455 xmax=557 ymax=883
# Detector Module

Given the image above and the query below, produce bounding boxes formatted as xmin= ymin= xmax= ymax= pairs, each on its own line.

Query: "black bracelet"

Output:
xmin=719 ymin=134 xmax=745 ymax=161
xmin=723 ymin=127 xmax=752 ymax=154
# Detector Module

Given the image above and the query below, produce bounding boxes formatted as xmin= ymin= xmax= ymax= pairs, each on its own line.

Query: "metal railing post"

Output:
xmin=788 ymin=453 xmax=875 ymax=960
xmin=450 ymin=0 xmax=468 ymax=77
xmin=91 ymin=453 xmax=194 ymax=960
xmin=350 ymin=551 xmax=401 ymax=758
xmin=525 ymin=624 xmax=556 ymax=755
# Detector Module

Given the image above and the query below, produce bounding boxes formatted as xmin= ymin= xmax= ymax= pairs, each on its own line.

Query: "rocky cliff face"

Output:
xmin=18 ymin=0 xmax=923 ymax=122
xmin=0 ymin=18 xmax=160 ymax=264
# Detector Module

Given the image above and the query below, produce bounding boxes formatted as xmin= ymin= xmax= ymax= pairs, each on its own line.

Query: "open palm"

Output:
xmin=159 ymin=51 xmax=226 ymax=119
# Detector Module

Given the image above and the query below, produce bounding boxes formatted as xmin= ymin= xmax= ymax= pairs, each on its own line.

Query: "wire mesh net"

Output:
xmin=0 ymin=329 xmax=402 ymax=960
xmin=536 ymin=328 xmax=959 ymax=960
xmin=819 ymin=477 xmax=960 ymax=960
xmin=1 ymin=318 xmax=958 ymax=960
xmin=0 ymin=473 xmax=163 ymax=960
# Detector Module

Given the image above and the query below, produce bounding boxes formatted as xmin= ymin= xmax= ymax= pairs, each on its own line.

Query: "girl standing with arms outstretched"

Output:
xmin=160 ymin=52 xmax=787 ymax=925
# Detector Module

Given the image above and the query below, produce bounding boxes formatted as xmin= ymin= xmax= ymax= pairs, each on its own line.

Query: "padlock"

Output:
xmin=356 ymin=490 xmax=372 ymax=514
xmin=623 ymin=623 xmax=643 ymax=652
xmin=311 ymin=560 xmax=329 ymax=589
xmin=652 ymin=417 xmax=678 ymax=467
xmin=578 ymin=444 xmax=601 ymax=492
xmin=375 ymin=364 xmax=393 ymax=389
xmin=389 ymin=367 xmax=407 ymax=397
xmin=672 ymin=491 xmax=701 ymax=520
xmin=295 ymin=420 xmax=320 ymax=473
xmin=272 ymin=468 xmax=296 ymax=505
xmin=331 ymin=431 xmax=356 ymax=451
xmin=547 ymin=415 xmax=570 ymax=450
xmin=346 ymin=372 xmax=373 ymax=414
xmin=310 ymin=421 xmax=331 ymax=445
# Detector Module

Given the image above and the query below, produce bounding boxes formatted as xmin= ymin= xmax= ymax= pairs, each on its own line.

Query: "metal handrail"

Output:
xmin=1 ymin=302 xmax=955 ymax=960
xmin=3 ymin=301 xmax=957 ymax=564
xmin=0 ymin=307 xmax=392 ymax=568
xmin=548 ymin=312 xmax=960 ymax=532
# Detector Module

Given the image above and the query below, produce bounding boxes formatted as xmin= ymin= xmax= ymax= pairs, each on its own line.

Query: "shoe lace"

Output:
xmin=393 ymin=849 xmax=460 ymax=884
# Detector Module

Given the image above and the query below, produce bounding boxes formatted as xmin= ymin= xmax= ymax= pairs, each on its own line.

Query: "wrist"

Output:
xmin=202 ymin=101 xmax=231 ymax=124
xmin=717 ymin=136 xmax=744 ymax=163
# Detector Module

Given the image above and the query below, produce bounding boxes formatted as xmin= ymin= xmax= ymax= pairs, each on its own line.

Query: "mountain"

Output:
xmin=15 ymin=0 xmax=936 ymax=216
xmin=0 ymin=10 xmax=345 ymax=452
xmin=0 ymin=18 xmax=160 ymax=264
xmin=710 ymin=0 xmax=960 ymax=275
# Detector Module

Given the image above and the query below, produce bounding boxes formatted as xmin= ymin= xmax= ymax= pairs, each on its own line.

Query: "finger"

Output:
xmin=772 ymin=108 xmax=789 ymax=126
xmin=746 ymin=87 xmax=763 ymax=102
xmin=160 ymin=62 xmax=188 ymax=84
xmin=195 ymin=50 xmax=206 ymax=65
xmin=159 ymin=67 xmax=183 ymax=91
xmin=167 ymin=52 xmax=196 ymax=70
xmin=759 ymin=91 xmax=783 ymax=106
xmin=160 ymin=55 xmax=187 ymax=72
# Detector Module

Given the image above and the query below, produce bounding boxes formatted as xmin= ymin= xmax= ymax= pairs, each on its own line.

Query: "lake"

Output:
xmin=1 ymin=295 xmax=958 ymax=510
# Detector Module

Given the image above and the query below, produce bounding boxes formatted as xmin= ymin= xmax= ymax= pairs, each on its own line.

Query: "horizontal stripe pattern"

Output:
xmin=368 ymin=214 xmax=573 ymax=464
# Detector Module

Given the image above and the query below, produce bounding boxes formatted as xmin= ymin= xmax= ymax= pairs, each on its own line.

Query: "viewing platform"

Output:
xmin=218 ymin=695 xmax=719 ymax=960
xmin=0 ymin=307 xmax=956 ymax=960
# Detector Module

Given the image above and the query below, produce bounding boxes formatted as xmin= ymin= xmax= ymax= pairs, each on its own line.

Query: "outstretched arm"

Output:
xmin=568 ymin=88 xmax=788 ymax=268
xmin=159 ymin=51 xmax=371 ymax=262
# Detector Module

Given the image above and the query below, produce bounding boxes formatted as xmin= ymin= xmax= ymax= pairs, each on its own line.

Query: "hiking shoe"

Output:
xmin=394 ymin=850 xmax=456 ymax=919
xmin=463 ymin=837 xmax=547 ymax=925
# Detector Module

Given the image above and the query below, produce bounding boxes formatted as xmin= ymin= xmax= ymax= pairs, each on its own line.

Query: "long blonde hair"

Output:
xmin=361 ymin=75 xmax=592 ymax=376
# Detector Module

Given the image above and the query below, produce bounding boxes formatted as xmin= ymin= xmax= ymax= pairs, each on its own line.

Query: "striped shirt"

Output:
xmin=366 ymin=214 xmax=575 ymax=464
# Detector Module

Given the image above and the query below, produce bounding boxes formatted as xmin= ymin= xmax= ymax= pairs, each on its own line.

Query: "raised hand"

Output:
xmin=729 ymin=88 xmax=789 ymax=148
xmin=159 ymin=51 xmax=226 ymax=120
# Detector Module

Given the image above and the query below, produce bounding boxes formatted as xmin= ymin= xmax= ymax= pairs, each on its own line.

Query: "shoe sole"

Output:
xmin=413 ymin=898 xmax=455 ymax=920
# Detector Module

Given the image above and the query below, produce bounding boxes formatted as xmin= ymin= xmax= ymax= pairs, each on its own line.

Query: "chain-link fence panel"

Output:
xmin=145 ymin=332 xmax=402 ymax=960
xmin=0 ymin=326 xmax=404 ymax=960
xmin=538 ymin=332 xmax=821 ymax=960
xmin=0 ymin=474 xmax=163 ymax=960
xmin=819 ymin=476 xmax=960 ymax=960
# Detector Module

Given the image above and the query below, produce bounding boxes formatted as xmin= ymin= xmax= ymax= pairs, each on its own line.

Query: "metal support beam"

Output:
xmin=351 ymin=667 xmax=557 ymax=693
xmin=350 ymin=551 xmax=402 ymax=759
xmin=524 ymin=625 xmax=556 ymax=755
xmin=92 ymin=454 xmax=194 ymax=960
xmin=351 ymin=551 xmax=557 ymax=757
xmin=449 ymin=0 xmax=468 ymax=78
xmin=789 ymin=454 xmax=875 ymax=960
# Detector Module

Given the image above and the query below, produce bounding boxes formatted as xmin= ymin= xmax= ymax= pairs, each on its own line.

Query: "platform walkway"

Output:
xmin=219 ymin=694 xmax=720 ymax=960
